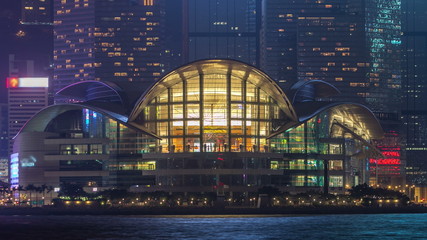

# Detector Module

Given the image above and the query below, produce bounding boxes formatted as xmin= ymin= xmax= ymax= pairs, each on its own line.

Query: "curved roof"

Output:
xmin=56 ymin=81 xmax=126 ymax=106
xmin=287 ymin=80 xmax=341 ymax=104
xmin=294 ymin=101 xmax=383 ymax=139
xmin=129 ymin=59 xmax=298 ymax=122
xmin=16 ymin=103 xmax=160 ymax=139
xmin=268 ymin=102 xmax=383 ymax=140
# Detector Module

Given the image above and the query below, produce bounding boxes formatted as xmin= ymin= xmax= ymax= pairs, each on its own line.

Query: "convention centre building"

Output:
xmin=12 ymin=59 xmax=383 ymax=196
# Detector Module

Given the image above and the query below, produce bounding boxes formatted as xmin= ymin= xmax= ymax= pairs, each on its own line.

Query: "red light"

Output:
xmin=7 ymin=78 xmax=19 ymax=88
xmin=382 ymin=151 xmax=400 ymax=157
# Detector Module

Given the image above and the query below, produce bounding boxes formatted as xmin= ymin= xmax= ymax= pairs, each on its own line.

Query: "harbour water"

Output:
xmin=1 ymin=213 xmax=426 ymax=239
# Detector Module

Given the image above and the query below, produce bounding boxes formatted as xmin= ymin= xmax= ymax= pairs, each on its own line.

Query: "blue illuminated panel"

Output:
xmin=10 ymin=153 xmax=19 ymax=188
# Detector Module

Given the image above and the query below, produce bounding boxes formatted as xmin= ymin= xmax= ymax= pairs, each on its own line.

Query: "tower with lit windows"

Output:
xmin=402 ymin=0 xmax=427 ymax=185
xmin=261 ymin=0 xmax=403 ymax=186
xmin=7 ymin=77 xmax=49 ymax=155
xmin=261 ymin=0 xmax=401 ymax=113
xmin=53 ymin=0 xmax=166 ymax=100
xmin=22 ymin=0 xmax=53 ymax=25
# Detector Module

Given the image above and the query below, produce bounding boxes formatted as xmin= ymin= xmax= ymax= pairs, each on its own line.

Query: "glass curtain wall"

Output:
xmin=142 ymin=72 xmax=284 ymax=152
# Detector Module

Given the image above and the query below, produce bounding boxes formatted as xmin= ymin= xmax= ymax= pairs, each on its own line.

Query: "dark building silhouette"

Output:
xmin=21 ymin=0 xmax=53 ymax=25
xmin=183 ymin=0 xmax=261 ymax=67
xmin=402 ymin=0 xmax=427 ymax=185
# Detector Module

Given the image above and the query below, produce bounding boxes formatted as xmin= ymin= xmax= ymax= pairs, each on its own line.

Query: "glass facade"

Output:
xmin=186 ymin=0 xmax=260 ymax=66
xmin=135 ymin=60 xmax=294 ymax=153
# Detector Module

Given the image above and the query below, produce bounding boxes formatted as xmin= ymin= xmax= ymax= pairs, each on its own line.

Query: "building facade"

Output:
xmin=0 ymin=103 xmax=8 ymax=160
xmin=53 ymin=0 xmax=166 ymax=98
xmin=7 ymin=77 xmax=49 ymax=157
xmin=13 ymin=60 xmax=383 ymax=196
xmin=183 ymin=0 xmax=261 ymax=67
xmin=261 ymin=0 xmax=403 ymax=187
xmin=402 ymin=0 xmax=427 ymax=185
xmin=0 ymin=103 xmax=8 ymax=183
xmin=261 ymin=0 xmax=401 ymax=113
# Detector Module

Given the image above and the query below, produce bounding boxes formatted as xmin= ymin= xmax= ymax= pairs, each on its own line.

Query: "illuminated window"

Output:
xmin=335 ymin=47 xmax=350 ymax=51
xmin=329 ymin=176 xmax=343 ymax=187
xmin=292 ymin=175 xmax=305 ymax=186
xmin=320 ymin=52 xmax=335 ymax=56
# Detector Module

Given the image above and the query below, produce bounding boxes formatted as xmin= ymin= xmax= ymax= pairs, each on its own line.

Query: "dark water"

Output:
xmin=1 ymin=214 xmax=426 ymax=239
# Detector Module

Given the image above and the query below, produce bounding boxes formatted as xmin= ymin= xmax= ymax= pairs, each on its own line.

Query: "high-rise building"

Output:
xmin=261 ymin=0 xmax=403 ymax=186
xmin=7 ymin=77 xmax=49 ymax=155
xmin=53 ymin=0 xmax=166 ymax=98
xmin=19 ymin=0 xmax=55 ymax=102
xmin=261 ymin=0 xmax=401 ymax=113
xmin=183 ymin=0 xmax=261 ymax=67
xmin=21 ymin=0 xmax=53 ymax=25
xmin=402 ymin=0 xmax=427 ymax=185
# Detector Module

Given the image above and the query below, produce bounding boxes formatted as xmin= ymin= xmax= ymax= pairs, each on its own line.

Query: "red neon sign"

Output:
xmin=369 ymin=158 xmax=400 ymax=165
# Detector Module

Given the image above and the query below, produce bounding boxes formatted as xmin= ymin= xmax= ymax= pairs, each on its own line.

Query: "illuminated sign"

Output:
xmin=370 ymin=146 xmax=401 ymax=166
xmin=21 ymin=156 xmax=37 ymax=167
xmin=7 ymin=77 xmax=19 ymax=88
xmin=7 ymin=77 xmax=49 ymax=88
xmin=10 ymin=153 xmax=19 ymax=188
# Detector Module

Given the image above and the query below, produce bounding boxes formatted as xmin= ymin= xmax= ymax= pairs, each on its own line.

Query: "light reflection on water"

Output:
xmin=0 ymin=214 xmax=426 ymax=239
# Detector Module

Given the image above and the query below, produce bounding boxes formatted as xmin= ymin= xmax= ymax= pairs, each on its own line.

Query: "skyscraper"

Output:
xmin=261 ymin=0 xmax=401 ymax=113
xmin=183 ymin=0 xmax=261 ymax=67
xmin=402 ymin=0 xmax=427 ymax=185
xmin=261 ymin=0 xmax=403 ymax=186
xmin=53 ymin=0 xmax=166 ymax=98
xmin=7 ymin=77 xmax=49 ymax=155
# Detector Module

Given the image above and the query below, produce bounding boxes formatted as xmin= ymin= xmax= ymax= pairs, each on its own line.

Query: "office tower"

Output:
xmin=183 ymin=0 xmax=261 ymax=67
xmin=261 ymin=0 xmax=401 ymax=113
xmin=53 ymin=0 xmax=166 ymax=98
xmin=22 ymin=0 xmax=53 ymax=25
xmin=7 ymin=77 xmax=49 ymax=155
xmin=261 ymin=0 xmax=403 ymax=186
xmin=402 ymin=0 xmax=427 ymax=185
